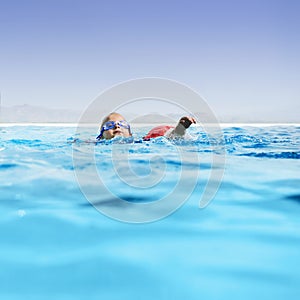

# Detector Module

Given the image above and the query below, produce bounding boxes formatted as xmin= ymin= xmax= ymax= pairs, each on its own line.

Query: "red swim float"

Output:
xmin=143 ymin=125 xmax=174 ymax=140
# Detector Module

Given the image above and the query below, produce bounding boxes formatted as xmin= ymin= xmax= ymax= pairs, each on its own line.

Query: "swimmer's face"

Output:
xmin=102 ymin=113 xmax=131 ymax=140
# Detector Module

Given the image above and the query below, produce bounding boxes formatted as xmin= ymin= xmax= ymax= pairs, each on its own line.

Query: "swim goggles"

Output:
xmin=96 ymin=120 xmax=131 ymax=139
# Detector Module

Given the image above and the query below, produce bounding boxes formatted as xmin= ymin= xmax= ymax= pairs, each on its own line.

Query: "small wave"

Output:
xmin=9 ymin=139 xmax=42 ymax=145
xmin=0 ymin=163 xmax=18 ymax=169
xmin=285 ymin=194 xmax=300 ymax=203
xmin=238 ymin=151 xmax=300 ymax=159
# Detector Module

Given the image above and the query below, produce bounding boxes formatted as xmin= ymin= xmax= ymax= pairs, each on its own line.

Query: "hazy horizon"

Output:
xmin=1 ymin=103 xmax=299 ymax=124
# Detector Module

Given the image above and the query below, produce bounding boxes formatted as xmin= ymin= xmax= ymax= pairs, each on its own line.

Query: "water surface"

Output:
xmin=0 ymin=124 xmax=299 ymax=299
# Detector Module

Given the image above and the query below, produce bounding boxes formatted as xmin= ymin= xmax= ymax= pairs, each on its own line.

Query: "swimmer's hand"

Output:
xmin=173 ymin=116 xmax=196 ymax=136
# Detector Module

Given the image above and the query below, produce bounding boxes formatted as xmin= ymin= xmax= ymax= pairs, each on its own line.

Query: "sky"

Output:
xmin=0 ymin=0 xmax=299 ymax=122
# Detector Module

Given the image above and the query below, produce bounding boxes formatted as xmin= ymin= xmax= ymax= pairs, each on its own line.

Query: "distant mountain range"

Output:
xmin=0 ymin=104 xmax=298 ymax=123
xmin=0 ymin=104 xmax=82 ymax=123
xmin=0 ymin=105 xmax=180 ymax=123
xmin=0 ymin=105 xmax=218 ymax=123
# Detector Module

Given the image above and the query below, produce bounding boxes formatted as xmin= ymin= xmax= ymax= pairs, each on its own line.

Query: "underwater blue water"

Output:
xmin=0 ymin=124 xmax=300 ymax=299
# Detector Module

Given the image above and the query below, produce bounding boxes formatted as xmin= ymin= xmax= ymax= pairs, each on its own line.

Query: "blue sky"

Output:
xmin=0 ymin=0 xmax=299 ymax=121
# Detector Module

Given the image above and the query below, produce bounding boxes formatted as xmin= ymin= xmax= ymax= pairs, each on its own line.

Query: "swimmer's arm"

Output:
xmin=167 ymin=116 xmax=196 ymax=137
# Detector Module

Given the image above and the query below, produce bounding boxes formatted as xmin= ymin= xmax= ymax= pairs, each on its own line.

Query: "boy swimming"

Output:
xmin=96 ymin=112 xmax=196 ymax=140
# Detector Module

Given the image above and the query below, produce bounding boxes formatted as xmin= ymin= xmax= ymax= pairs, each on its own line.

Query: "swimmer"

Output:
xmin=96 ymin=112 xmax=132 ymax=140
xmin=96 ymin=112 xmax=196 ymax=140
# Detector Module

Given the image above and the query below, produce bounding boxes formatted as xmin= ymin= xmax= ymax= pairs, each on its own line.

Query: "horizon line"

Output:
xmin=1 ymin=122 xmax=299 ymax=127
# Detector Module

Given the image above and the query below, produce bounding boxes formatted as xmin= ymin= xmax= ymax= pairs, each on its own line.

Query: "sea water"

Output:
xmin=0 ymin=124 xmax=300 ymax=299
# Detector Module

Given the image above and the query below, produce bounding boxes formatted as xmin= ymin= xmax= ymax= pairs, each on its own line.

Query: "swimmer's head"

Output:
xmin=97 ymin=112 xmax=132 ymax=140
